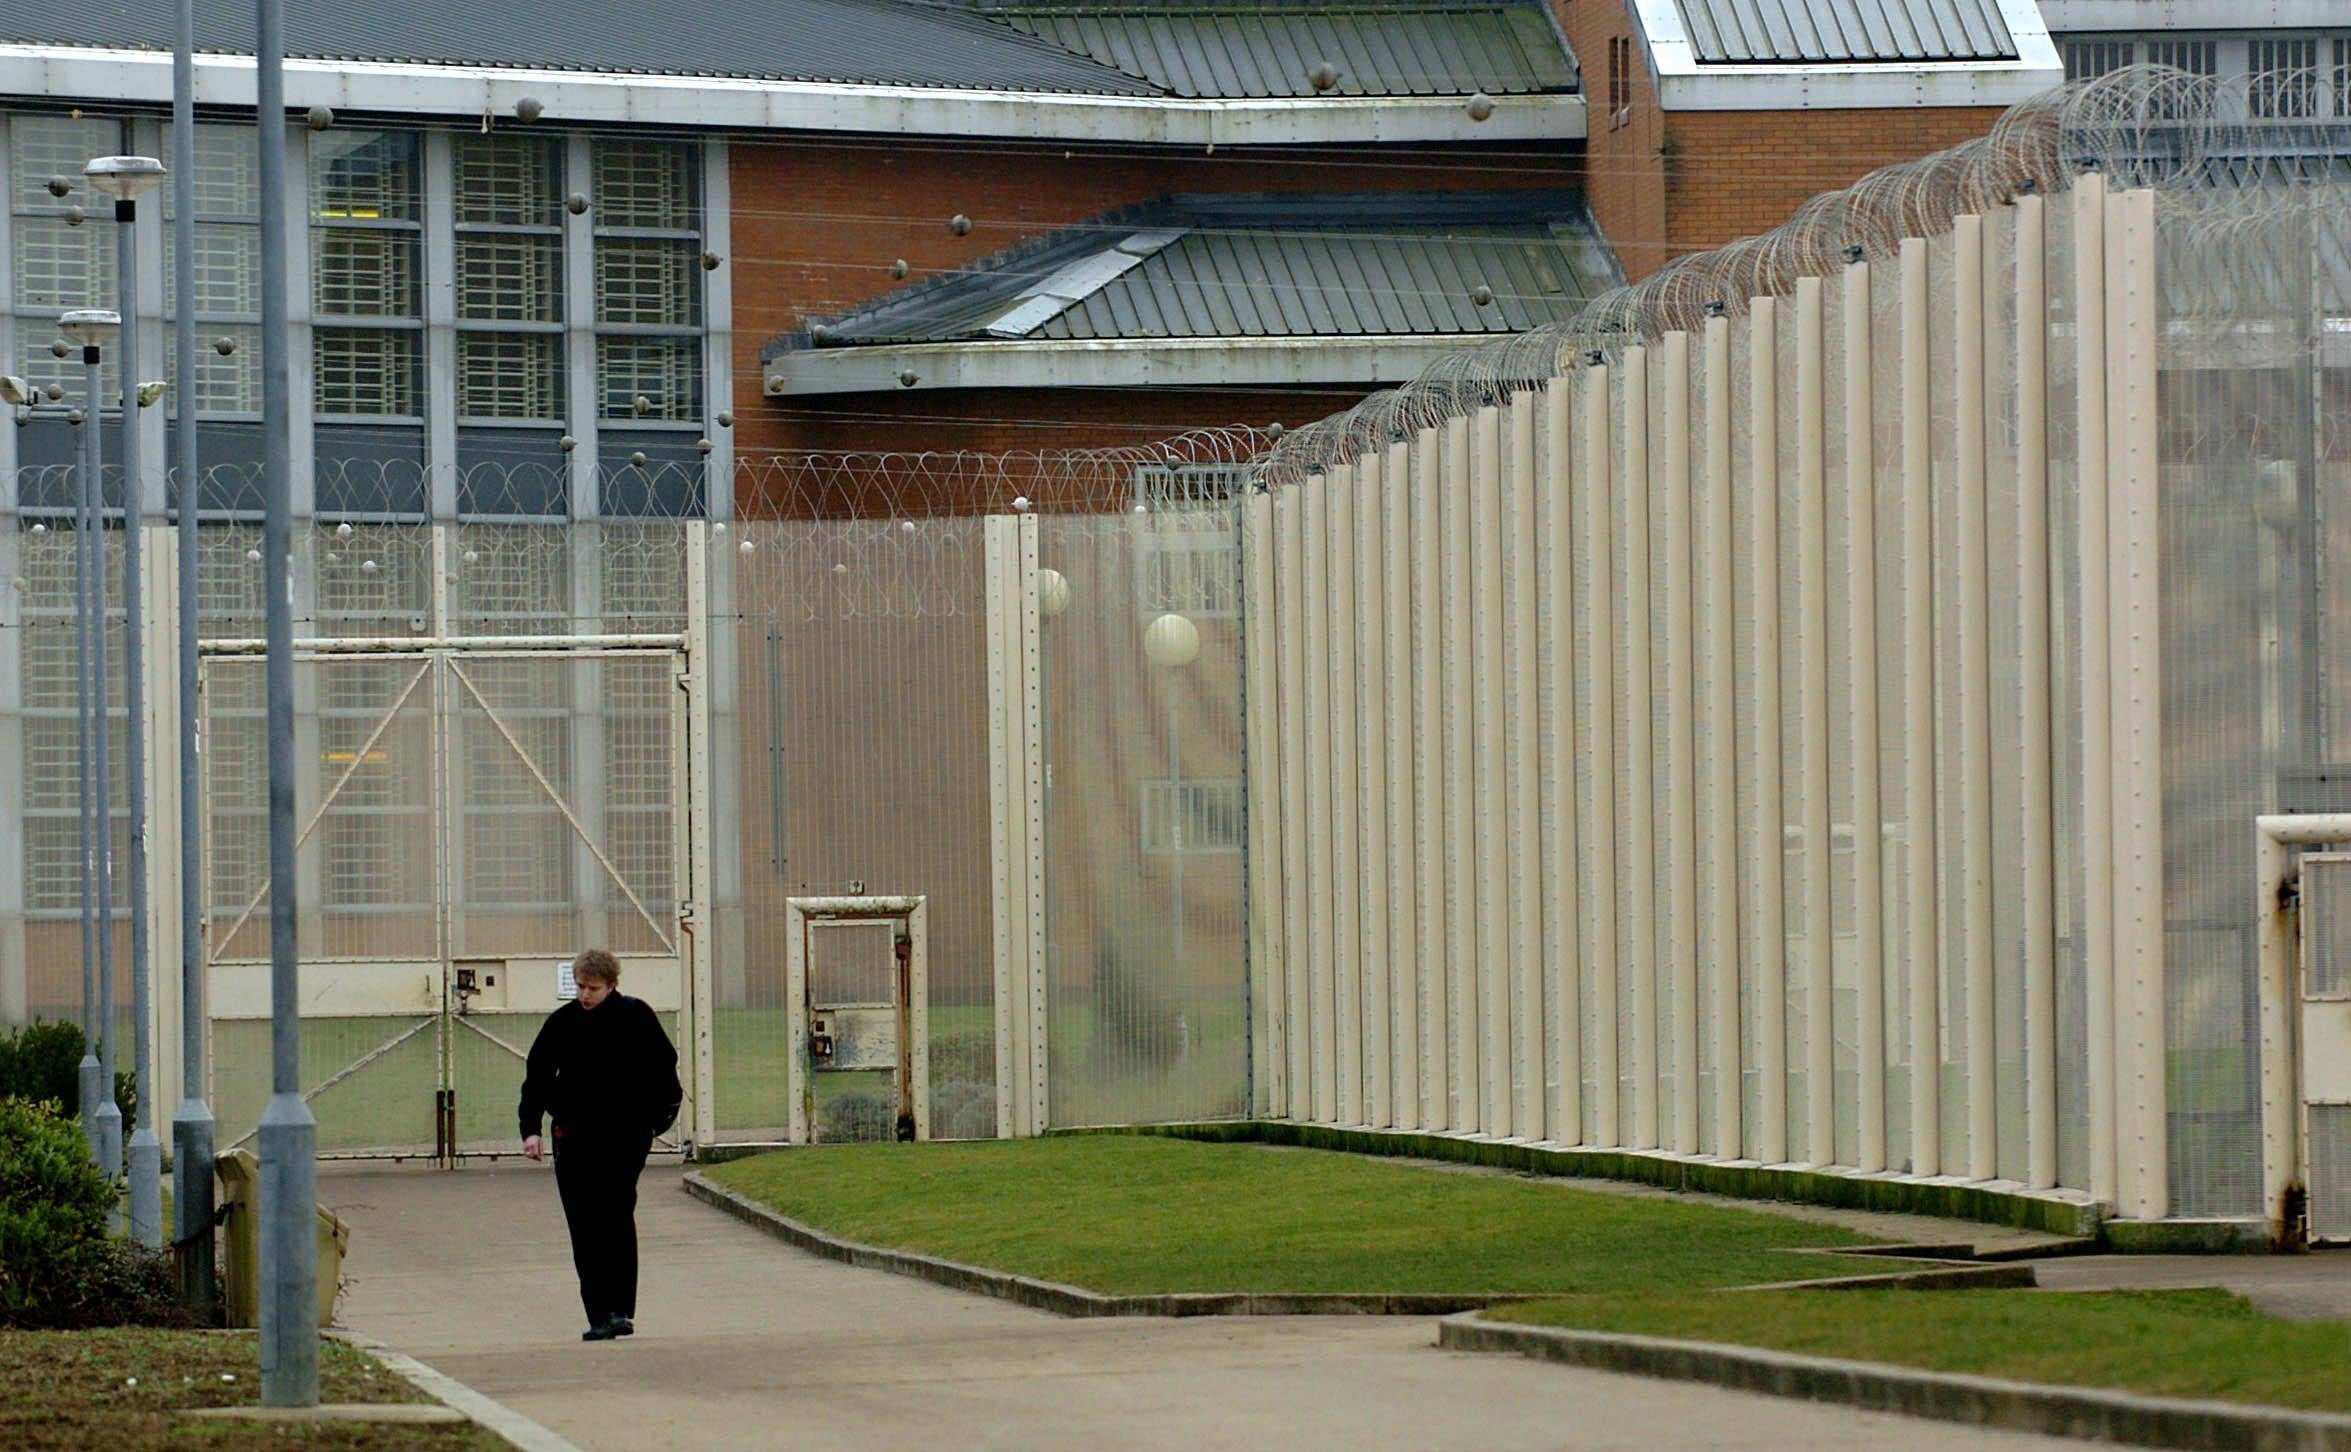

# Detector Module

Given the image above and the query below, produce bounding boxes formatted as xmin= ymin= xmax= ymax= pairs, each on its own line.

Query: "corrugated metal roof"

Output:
xmin=771 ymin=190 xmax=1618 ymax=350
xmin=966 ymin=1 xmax=1577 ymax=98
xmin=1675 ymin=0 xmax=2016 ymax=64
xmin=0 ymin=0 xmax=1161 ymax=94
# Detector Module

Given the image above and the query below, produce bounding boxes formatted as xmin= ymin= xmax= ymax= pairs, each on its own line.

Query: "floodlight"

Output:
xmin=83 ymin=155 xmax=167 ymax=202
xmin=0 ymin=375 xmax=33 ymax=406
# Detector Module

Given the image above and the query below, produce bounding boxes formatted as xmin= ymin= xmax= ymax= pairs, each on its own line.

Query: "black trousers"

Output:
xmin=552 ymin=1125 xmax=652 ymax=1325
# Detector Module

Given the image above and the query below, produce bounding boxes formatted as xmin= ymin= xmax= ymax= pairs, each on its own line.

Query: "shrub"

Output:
xmin=930 ymin=1079 xmax=996 ymax=1140
xmin=929 ymin=1029 xmax=994 ymax=1087
xmin=1088 ymin=918 xmax=1187 ymax=1071
xmin=0 ymin=1097 xmax=188 ymax=1329
xmin=0 ymin=1019 xmax=137 ymax=1133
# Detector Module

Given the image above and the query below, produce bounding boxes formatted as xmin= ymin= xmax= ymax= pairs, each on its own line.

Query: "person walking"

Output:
xmin=519 ymin=948 xmax=682 ymax=1341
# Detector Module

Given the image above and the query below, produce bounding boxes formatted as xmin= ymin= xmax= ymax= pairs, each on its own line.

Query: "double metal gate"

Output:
xmin=200 ymin=638 xmax=691 ymax=1162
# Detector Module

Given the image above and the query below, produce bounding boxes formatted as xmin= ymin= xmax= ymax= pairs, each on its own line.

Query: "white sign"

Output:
xmin=556 ymin=959 xmax=577 ymax=1002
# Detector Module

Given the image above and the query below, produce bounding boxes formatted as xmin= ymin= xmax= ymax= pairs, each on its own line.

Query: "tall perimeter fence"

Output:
xmin=0 ymin=66 xmax=2340 ymax=1230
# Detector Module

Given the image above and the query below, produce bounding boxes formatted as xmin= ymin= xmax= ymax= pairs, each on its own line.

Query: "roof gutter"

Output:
xmin=0 ymin=44 xmax=1585 ymax=143
xmin=765 ymin=334 xmax=1536 ymax=395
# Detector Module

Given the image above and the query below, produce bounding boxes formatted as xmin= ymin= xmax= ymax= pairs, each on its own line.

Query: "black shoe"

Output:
xmin=582 ymin=1321 xmax=618 ymax=1342
xmin=608 ymin=1316 xmax=634 ymax=1338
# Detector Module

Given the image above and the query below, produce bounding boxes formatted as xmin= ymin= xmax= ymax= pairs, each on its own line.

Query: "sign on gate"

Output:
xmin=199 ymin=641 xmax=694 ymax=1163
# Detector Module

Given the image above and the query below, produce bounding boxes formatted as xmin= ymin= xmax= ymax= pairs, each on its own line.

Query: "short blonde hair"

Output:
xmin=573 ymin=949 xmax=621 ymax=987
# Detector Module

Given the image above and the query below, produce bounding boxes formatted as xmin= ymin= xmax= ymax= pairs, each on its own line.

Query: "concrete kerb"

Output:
xmin=681 ymin=1169 xmax=2033 ymax=1313
xmin=326 ymin=1328 xmax=584 ymax=1452
xmin=1072 ymin=1122 xmax=2108 ymax=1240
xmin=1437 ymin=1314 xmax=2351 ymax=1452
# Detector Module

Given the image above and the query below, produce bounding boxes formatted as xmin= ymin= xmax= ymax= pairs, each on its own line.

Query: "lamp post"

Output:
xmin=62 ymin=307 xmax=123 ymax=1184
xmin=88 ymin=154 xmax=168 ymax=1251
xmin=255 ymin=0 xmax=319 ymax=1402
xmin=170 ymin=0 xmax=218 ymax=1310
xmin=1144 ymin=610 xmax=1199 ymax=1048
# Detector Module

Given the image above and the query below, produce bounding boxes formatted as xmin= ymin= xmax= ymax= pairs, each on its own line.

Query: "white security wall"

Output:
xmin=1247 ymin=179 xmax=2168 ymax=1219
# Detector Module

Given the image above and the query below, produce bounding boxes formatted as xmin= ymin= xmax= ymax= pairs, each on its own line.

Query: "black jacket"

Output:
xmin=517 ymin=993 xmax=683 ymax=1142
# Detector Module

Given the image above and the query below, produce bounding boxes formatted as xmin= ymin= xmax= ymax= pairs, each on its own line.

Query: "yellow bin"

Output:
xmin=214 ymin=1148 xmax=351 ymax=1328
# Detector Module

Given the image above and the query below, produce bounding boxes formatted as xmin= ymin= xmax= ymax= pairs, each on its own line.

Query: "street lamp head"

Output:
xmin=0 ymin=375 xmax=34 ymax=406
xmin=136 ymin=380 xmax=168 ymax=408
xmin=83 ymin=155 xmax=167 ymax=202
xmin=1143 ymin=612 xmax=1201 ymax=670
xmin=57 ymin=309 xmax=121 ymax=348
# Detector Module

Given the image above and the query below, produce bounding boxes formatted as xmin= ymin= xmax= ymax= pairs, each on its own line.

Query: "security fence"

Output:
xmin=0 ymin=67 xmax=2341 ymax=1230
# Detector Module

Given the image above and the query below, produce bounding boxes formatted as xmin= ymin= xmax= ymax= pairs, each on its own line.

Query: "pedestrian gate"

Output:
xmin=199 ymin=637 xmax=695 ymax=1163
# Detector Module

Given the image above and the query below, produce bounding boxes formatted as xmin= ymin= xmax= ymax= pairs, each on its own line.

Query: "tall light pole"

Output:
xmin=170 ymin=0 xmax=218 ymax=1310
xmin=1144 ymin=609 xmax=1200 ymax=1044
xmin=63 ymin=307 xmax=123 ymax=1185
xmin=255 ymin=0 xmax=319 ymax=1403
xmin=88 ymin=154 xmax=168 ymax=1251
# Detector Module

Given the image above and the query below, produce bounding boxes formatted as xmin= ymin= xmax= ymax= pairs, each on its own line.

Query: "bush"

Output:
xmin=0 ymin=1097 xmax=188 ymax=1329
xmin=1089 ymin=918 xmax=1188 ymax=1071
xmin=930 ymin=1079 xmax=996 ymax=1140
xmin=929 ymin=1029 xmax=994 ymax=1087
xmin=0 ymin=1019 xmax=137 ymax=1133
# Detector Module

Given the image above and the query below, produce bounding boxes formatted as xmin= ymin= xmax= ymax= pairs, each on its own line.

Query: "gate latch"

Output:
xmin=809 ymin=1017 xmax=835 ymax=1066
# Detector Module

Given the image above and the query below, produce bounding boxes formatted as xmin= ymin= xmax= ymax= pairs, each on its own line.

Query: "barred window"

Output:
xmin=10 ymin=113 xmax=124 ymax=402
xmin=593 ymin=138 xmax=702 ymax=420
xmin=1141 ymin=778 xmax=1243 ymax=854
xmin=310 ymin=130 xmax=423 ymax=417
xmin=2144 ymin=38 xmax=2217 ymax=76
xmin=1132 ymin=464 xmax=1242 ymax=616
xmin=594 ymin=141 xmax=696 ymax=230
xmin=456 ymin=135 xmax=565 ymax=422
xmin=2339 ymin=39 xmax=2351 ymax=118
xmin=2250 ymin=39 xmax=2320 ymax=118
xmin=2062 ymin=39 xmax=2133 ymax=82
xmin=161 ymin=123 xmax=265 ymax=414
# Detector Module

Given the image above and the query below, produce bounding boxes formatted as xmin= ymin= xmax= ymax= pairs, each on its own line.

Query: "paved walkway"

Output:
xmin=323 ymin=1161 xmax=2085 ymax=1452
xmin=2035 ymin=1251 xmax=2351 ymax=1321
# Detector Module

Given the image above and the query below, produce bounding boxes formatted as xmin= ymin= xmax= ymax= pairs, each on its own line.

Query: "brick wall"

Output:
xmin=729 ymin=136 xmax=1579 ymax=497
xmin=1546 ymin=0 xmax=2003 ymax=281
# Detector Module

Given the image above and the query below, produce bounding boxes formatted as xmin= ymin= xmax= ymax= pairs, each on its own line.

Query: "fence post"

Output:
xmin=2016 ymin=190 xmax=2060 ymax=1191
xmin=1442 ymin=418 xmax=1477 ymax=1130
xmin=1354 ymin=451 xmax=1389 ymax=1130
xmin=1746 ymin=299 xmax=1787 ymax=1166
xmin=1795 ymin=275 xmax=1834 ymax=1167
xmin=1540 ymin=378 xmax=1583 ymax=1144
xmin=1413 ymin=426 xmax=1447 ymax=1129
xmin=1384 ymin=439 xmax=1419 ymax=1131
xmin=1956 ymin=212 xmax=1997 ymax=1182
xmin=1662 ymin=331 xmax=1699 ymax=1156
xmin=1472 ymin=407 xmax=1509 ymax=1137
xmin=1327 ymin=464 xmax=1363 ymax=1127
xmin=1303 ymin=473 xmax=1337 ymax=1123
xmin=1578 ymin=362 xmax=1620 ymax=1147
xmin=1620 ymin=353 xmax=1658 ymax=1150
xmin=1702 ymin=315 xmax=1740 ymax=1159
xmin=1900 ymin=238 xmax=1943 ymax=1177
xmin=2074 ymin=173 xmax=2117 ymax=1210
xmin=1507 ymin=396 xmax=1545 ymax=1141
xmin=1844 ymin=253 xmax=1888 ymax=1175
xmin=1242 ymin=487 xmax=1285 ymax=1117
xmin=1278 ymin=486 xmax=1313 ymax=1119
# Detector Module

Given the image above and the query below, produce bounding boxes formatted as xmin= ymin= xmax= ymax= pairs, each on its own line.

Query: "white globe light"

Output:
xmin=1143 ymin=612 xmax=1200 ymax=670
xmin=1036 ymin=567 xmax=1069 ymax=617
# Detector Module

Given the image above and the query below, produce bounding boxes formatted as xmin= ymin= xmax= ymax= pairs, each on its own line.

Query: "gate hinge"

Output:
xmin=679 ymin=899 xmax=701 ymax=922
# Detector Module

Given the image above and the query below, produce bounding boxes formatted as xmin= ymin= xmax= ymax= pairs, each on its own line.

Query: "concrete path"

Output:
xmin=323 ymin=1161 xmax=2084 ymax=1452
xmin=2035 ymin=1251 xmax=2351 ymax=1321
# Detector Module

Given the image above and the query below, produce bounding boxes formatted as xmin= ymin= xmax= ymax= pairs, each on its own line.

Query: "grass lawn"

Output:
xmin=0 ymin=1328 xmax=507 ymax=1451
xmin=1486 ymin=1288 xmax=2351 ymax=1413
xmin=706 ymin=1134 xmax=1889 ymax=1295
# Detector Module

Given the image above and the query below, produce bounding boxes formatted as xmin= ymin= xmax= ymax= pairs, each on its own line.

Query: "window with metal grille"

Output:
xmin=2062 ymin=38 xmax=2133 ymax=81
xmin=1140 ymin=778 xmax=1243 ymax=854
xmin=315 ymin=327 xmax=421 ymax=417
xmin=597 ymin=337 xmax=701 ymax=420
xmin=1132 ymin=465 xmax=1242 ymax=617
xmin=163 ymin=122 xmax=263 ymax=414
xmin=593 ymin=139 xmax=702 ymax=420
xmin=2250 ymin=39 xmax=2320 ymax=117
xmin=595 ymin=142 xmax=696 ymax=229
xmin=2144 ymin=38 xmax=2217 ymax=76
xmin=310 ymin=130 xmax=423 ymax=417
xmin=9 ymin=113 xmax=124 ymax=403
xmin=456 ymin=135 xmax=566 ymax=422
xmin=2339 ymin=39 xmax=2351 ymax=117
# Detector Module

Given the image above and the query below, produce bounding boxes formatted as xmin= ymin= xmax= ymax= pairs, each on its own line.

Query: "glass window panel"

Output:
xmin=314 ymin=327 xmax=422 ymax=416
xmin=164 ymin=222 xmax=262 ymax=316
xmin=2062 ymin=39 xmax=2133 ymax=81
xmin=310 ymin=131 xmax=421 ymax=222
xmin=458 ymin=332 xmax=564 ymax=420
xmin=165 ymin=324 xmax=262 ymax=414
xmin=12 ymin=214 xmax=117 ymax=310
xmin=2145 ymin=38 xmax=2217 ymax=75
xmin=593 ymin=140 xmax=697 ymax=229
xmin=10 ymin=114 xmax=120 ymax=211
xmin=163 ymin=122 xmax=259 ymax=217
xmin=458 ymin=232 xmax=562 ymax=322
xmin=595 ymin=238 xmax=700 ymax=327
xmin=597 ymin=337 xmax=701 ymax=420
xmin=313 ymin=228 xmax=421 ymax=318
xmin=2249 ymin=39 xmax=2320 ymax=118
xmin=455 ymin=134 xmax=563 ymax=227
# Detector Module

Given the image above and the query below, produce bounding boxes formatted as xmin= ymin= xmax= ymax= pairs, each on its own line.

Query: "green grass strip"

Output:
xmin=1487 ymin=1288 xmax=2351 ymax=1413
xmin=706 ymin=1136 xmax=1886 ymax=1296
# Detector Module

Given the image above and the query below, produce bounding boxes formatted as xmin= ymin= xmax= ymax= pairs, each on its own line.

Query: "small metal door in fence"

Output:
xmin=201 ymin=643 xmax=690 ymax=1162
xmin=786 ymin=896 xmax=929 ymax=1145
xmin=2299 ymin=854 xmax=2351 ymax=1242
